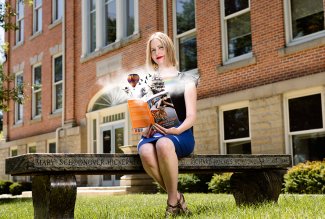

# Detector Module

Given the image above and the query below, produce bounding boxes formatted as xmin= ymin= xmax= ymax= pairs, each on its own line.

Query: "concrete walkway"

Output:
xmin=0 ymin=186 xmax=129 ymax=199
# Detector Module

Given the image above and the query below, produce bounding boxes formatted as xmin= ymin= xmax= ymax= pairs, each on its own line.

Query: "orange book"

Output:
xmin=127 ymin=90 xmax=180 ymax=134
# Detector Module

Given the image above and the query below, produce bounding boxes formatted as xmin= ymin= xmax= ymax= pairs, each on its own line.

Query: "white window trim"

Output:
xmin=81 ymin=0 xmax=139 ymax=57
xmin=52 ymin=54 xmax=63 ymax=113
xmin=219 ymin=101 xmax=251 ymax=154
xmin=32 ymin=64 xmax=42 ymax=119
xmin=33 ymin=0 xmax=42 ymax=33
xmin=14 ymin=72 xmax=24 ymax=124
xmin=47 ymin=139 xmax=57 ymax=153
xmin=52 ymin=0 xmax=63 ymax=22
xmin=16 ymin=0 xmax=24 ymax=44
xmin=220 ymin=0 xmax=252 ymax=64
xmin=283 ymin=0 xmax=325 ymax=46
xmin=283 ymin=86 xmax=325 ymax=155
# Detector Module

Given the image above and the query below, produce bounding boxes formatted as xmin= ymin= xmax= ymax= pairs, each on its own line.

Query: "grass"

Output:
xmin=0 ymin=194 xmax=325 ymax=219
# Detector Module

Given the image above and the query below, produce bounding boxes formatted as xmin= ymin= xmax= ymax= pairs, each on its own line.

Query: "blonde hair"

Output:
xmin=145 ymin=32 xmax=178 ymax=70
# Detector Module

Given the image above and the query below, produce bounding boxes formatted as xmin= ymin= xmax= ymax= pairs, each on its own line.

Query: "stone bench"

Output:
xmin=5 ymin=153 xmax=292 ymax=219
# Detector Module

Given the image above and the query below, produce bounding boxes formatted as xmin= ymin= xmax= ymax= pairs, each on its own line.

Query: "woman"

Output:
xmin=137 ymin=32 xmax=197 ymax=217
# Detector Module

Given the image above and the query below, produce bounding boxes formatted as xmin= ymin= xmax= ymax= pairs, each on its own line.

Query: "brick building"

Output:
xmin=1 ymin=0 xmax=324 ymax=187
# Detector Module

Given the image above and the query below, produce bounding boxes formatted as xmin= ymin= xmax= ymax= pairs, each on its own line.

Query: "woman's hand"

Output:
xmin=141 ymin=125 xmax=156 ymax=138
xmin=153 ymin=123 xmax=180 ymax=135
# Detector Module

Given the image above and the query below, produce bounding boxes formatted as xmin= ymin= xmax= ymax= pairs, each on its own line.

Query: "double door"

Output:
xmin=100 ymin=123 xmax=124 ymax=186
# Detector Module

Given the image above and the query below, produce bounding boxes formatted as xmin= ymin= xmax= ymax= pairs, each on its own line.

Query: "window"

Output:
xmin=33 ymin=0 xmax=42 ymax=33
xmin=125 ymin=0 xmax=135 ymax=37
xmin=220 ymin=103 xmax=251 ymax=154
xmin=11 ymin=148 xmax=18 ymax=157
xmin=89 ymin=0 xmax=96 ymax=52
xmin=10 ymin=148 xmax=18 ymax=181
xmin=53 ymin=55 xmax=63 ymax=112
xmin=91 ymin=87 xmax=127 ymax=111
xmin=28 ymin=146 xmax=36 ymax=153
xmin=32 ymin=65 xmax=42 ymax=118
xmin=105 ymin=0 xmax=116 ymax=45
xmin=16 ymin=0 xmax=24 ymax=44
xmin=82 ymin=0 xmax=139 ymax=56
xmin=221 ymin=0 xmax=252 ymax=62
xmin=285 ymin=0 xmax=325 ymax=44
xmin=15 ymin=73 xmax=24 ymax=123
xmin=48 ymin=142 xmax=56 ymax=153
xmin=285 ymin=89 xmax=325 ymax=165
xmin=92 ymin=119 xmax=97 ymax=153
xmin=174 ymin=0 xmax=197 ymax=72
xmin=53 ymin=0 xmax=63 ymax=22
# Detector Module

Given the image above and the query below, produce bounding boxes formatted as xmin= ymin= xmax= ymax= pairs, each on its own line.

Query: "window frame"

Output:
xmin=47 ymin=140 xmax=57 ymax=153
xmin=219 ymin=101 xmax=251 ymax=154
xmin=104 ymin=0 xmax=117 ymax=46
xmin=10 ymin=146 xmax=18 ymax=157
xmin=88 ymin=0 xmax=96 ymax=52
xmin=32 ymin=64 xmax=42 ymax=119
xmin=220 ymin=0 xmax=252 ymax=64
xmin=15 ymin=0 xmax=24 ymax=44
xmin=33 ymin=0 xmax=43 ymax=34
xmin=28 ymin=145 xmax=37 ymax=153
xmin=14 ymin=72 xmax=24 ymax=124
xmin=283 ymin=87 xmax=325 ymax=155
xmin=173 ymin=0 xmax=198 ymax=74
xmin=283 ymin=0 xmax=325 ymax=46
xmin=52 ymin=54 xmax=63 ymax=113
xmin=81 ymin=0 xmax=139 ymax=57
xmin=52 ymin=0 xmax=63 ymax=22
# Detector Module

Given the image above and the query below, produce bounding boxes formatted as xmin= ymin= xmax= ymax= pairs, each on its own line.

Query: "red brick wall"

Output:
xmin=4 ymin=0 xmax=325 ymax=141
xmin=196 ymin=0 xmax=325 ymax=99
xmin=4 ymin=0 xmax=63 ymax=140
xmin=73 ymin=0 xmax=164 ymax=122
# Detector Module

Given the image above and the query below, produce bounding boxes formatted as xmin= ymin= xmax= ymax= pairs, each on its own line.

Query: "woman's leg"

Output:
xmin=155 ymin=137 xmax=179 ymax=205
xmin=138 ymin=142 xmax=166 ymax=191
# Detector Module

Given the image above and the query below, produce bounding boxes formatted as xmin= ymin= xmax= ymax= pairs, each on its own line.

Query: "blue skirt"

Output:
xmin=137 ymin=127 xmax=195 ymax=158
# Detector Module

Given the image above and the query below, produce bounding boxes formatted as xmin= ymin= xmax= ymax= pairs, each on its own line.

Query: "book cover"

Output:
xmin=127 ymin=90 xmax=180 ymax=134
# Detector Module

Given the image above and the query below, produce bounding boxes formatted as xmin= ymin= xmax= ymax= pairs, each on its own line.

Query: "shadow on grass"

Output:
xmin=0 ymin=197 xmax=32 ymax=204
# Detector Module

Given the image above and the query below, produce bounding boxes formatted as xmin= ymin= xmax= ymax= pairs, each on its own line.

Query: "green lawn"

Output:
xmin=0 ymin=194 xmax=324 ymax=219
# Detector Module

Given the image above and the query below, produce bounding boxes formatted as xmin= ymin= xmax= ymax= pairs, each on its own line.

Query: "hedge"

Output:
xmin=283 ymin=160 xmax=325 ymax=194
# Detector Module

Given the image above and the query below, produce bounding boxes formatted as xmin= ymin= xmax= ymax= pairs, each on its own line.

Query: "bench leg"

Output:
xmin=230 ymin=170 xmax=286 ymax=205
xmin=32 ymin=175 xmax=77 ymax=219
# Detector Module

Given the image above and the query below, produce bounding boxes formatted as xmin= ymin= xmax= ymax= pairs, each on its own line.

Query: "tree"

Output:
xmin=0 ymin=2 xmax=17 ymax=32
xmin=0 ymin=1 xmax=29 ymax=112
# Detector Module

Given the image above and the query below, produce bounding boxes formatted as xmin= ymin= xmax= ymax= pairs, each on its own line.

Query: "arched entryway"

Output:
xmin=86 ymin=87 xmax=129 ymax=186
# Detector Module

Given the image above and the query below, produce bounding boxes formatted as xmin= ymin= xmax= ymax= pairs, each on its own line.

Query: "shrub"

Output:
xmin=0 ymin=180 xmax=13 ymax=194
xmin=208 ymin=173 xmax=232 ymax=194
xmin=9 ymin=182 xmax=23 ymax=196
xmin=20 ymin=181 xmax=32 ymax=191
xmin=178 ymin=174 xmax=200 ymax=193
xmin=194 ymin=174 xmax=213 ymax=193
xmin=284 ymin=160 xmax=325 ymax=194
xmin=156 ymin=173 xmax=212 ymax=193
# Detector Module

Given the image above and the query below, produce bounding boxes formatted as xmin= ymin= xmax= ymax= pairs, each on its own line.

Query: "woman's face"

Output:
xmin=150 ymin=38 xmax=170 ymax=67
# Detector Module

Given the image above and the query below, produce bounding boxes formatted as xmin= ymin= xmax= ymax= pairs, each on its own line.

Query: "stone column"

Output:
xmin=119 ymin=145 xmax=157 ymax=193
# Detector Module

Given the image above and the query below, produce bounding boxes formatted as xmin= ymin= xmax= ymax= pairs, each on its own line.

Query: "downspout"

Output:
xmin=56 ymin=0 xmax=66 ymax=151
xmin=163 ymin=0 xmax=168 ymax=34
xmin=4 ymin=22 xmax=10 ymax=142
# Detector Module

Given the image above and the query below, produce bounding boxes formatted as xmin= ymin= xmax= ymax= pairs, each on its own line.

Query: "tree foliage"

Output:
xmin=0 ymin=1 xmax=31 ymax=112
xmin=0 ymin=2 xmax=18 ymax=31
